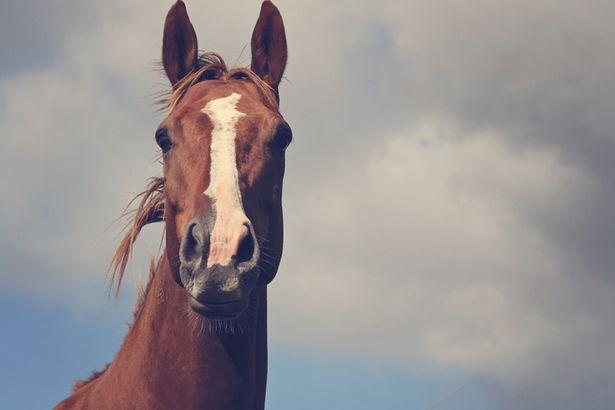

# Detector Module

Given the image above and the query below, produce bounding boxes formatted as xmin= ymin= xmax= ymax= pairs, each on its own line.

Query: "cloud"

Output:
xmin=1 ymin=0 xmax=614 ymax=408
xmin=272 ymin=120 xmax=615 ymax=408
xmin=345 ymin=0 xmax=615 ymax=282
xmin=0 ymin=5 xmax=162 ymax=308
xmin=0 ymin=1 xmax=94 ymax=76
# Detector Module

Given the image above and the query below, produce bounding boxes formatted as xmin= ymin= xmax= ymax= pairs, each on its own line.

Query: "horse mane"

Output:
xmin=159 ymin=52 xmax=279 ymax=112
xmin=109 ymin=177 xmax=164 ymax=295
xmin=72 ymin=363 xmax=110 ymax=393
xmin=109 ymin=52 xmax=278 ymax=296
xmin=74 ymin=256 xmax=158 ymax=393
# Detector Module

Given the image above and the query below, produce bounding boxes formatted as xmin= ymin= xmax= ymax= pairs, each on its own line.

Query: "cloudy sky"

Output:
xmin=1 ymin=0 xmax=614 ymax=408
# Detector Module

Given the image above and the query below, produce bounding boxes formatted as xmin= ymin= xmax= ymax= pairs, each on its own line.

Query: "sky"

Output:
xmin=1 ymin=0 xmax=614 ymax=409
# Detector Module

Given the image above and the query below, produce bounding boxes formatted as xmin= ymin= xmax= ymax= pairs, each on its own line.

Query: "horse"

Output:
xmin=55 ymin=1 xmax=290 ymax=408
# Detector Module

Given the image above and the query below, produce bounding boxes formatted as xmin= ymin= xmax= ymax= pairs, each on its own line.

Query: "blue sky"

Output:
xmin=1 ymin=1 xmax=615 ymax=409
xmin=0 ymin=288 xmax=491 ymax=409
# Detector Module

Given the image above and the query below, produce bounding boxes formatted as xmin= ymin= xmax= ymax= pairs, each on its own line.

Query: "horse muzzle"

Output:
xmin=178 ymin=214 xmax=260 ymax=318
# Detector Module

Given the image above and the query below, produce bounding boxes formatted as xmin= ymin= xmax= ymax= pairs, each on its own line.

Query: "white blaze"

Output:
xmin=201 ymin=92 xmax=249 ymax=267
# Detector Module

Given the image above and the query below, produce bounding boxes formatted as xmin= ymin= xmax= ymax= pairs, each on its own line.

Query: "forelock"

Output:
xmin=158 ymin=52 xmax=279 ymax=114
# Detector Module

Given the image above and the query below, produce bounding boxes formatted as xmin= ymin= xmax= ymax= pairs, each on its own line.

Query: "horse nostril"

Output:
xmin=235 ymin=225 xmax=255 ymax=264
xmin=180 ymin=221 xmax=207 ymax=265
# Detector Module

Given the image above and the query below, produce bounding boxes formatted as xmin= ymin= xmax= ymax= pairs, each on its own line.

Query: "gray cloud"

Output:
xmin=1 ymin=1 xmax=614 ymax=408
xmin=344 ymin=0 xmax=615 ymax=282
xmin=0 ymin=1 xmax=94 ymax=76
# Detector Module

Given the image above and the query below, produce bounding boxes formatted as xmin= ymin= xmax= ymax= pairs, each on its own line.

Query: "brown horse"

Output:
xmin=55 ymin=1 xmax=290 ymax=408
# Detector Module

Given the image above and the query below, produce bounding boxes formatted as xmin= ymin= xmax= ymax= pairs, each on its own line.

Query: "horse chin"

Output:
xmin=187 ymin=294 xmax=249 ymax=320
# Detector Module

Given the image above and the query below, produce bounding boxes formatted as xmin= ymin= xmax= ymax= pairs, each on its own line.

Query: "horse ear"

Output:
xmin=162 ymin=1 xmax=198 ymax=87
xmin=250 ymin=1 xmax=288 ymax=91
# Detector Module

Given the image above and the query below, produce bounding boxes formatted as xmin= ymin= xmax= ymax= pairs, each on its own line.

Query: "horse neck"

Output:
xmin=110 ymin=252 xmax=268 ymax=409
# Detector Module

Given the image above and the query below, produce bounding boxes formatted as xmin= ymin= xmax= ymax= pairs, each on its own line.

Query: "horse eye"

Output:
xmin=155 ymin=129 xmax=172 ymax=153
